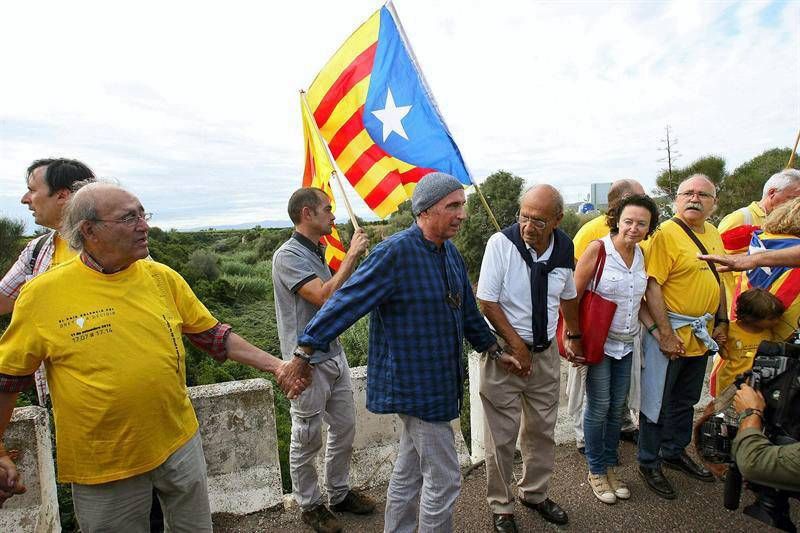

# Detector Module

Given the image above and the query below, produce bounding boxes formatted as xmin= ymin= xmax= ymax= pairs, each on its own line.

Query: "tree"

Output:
xmin=453 ymin=171 xmax=524 ymax=281
xmin=657 ymin=125 xmax=681 ymax=198
xmin=0 ymin=217 xmax=25 ymax=275
xmin=716 ymin=148 xmax=798 ymax=219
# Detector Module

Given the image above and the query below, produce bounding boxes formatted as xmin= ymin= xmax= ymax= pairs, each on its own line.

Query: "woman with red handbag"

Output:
xmin=572 ymin=195 xmax=659 ymax=505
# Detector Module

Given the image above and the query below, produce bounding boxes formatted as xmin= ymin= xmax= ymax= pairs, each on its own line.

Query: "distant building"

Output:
xmin=591 ymin=182 xmax=612 ymax=210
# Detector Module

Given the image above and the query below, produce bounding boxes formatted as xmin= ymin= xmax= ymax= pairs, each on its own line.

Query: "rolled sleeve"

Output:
xmin=186 ymin=323 xmax=232 ymax=362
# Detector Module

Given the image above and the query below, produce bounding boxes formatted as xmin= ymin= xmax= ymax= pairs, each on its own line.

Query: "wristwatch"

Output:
xmin=737 ymin=408 xmax=763 ymax=424
xmin=484 ymin=346 xmax=504 ymax=361
xmin=293 ymin=347 xmax=312 ymax=364
xmin=566 ymin=331 xmax=582 ymax=340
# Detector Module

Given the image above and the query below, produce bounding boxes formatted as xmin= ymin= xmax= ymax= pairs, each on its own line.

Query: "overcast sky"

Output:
xmin=1 ymin=0 xmax=798 ymax=231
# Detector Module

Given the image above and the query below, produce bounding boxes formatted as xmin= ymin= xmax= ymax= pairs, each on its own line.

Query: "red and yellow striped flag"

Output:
xmin=301 ymin=92 xmax=346 ymax=271
xmin=306 ymin=2 xmax=473 ymax=219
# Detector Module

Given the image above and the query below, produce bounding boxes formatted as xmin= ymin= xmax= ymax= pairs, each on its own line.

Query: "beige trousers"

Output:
xmin=479 ymin=342 xmax=561 ymax=514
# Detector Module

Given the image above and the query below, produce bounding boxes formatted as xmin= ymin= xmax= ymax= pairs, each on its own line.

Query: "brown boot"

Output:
xmin=330 ymin=489 xmax=376 ymax=515
xmin=301 ymin=504 xmax=342 ymax=533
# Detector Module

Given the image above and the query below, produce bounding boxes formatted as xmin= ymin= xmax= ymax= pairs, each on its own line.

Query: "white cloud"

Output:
xmin=1 ymin=0 xmax=798 ymax=230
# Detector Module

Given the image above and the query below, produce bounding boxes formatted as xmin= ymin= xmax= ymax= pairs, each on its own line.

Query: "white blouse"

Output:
xmin=592 ymin=235 xmax=647 ymax=359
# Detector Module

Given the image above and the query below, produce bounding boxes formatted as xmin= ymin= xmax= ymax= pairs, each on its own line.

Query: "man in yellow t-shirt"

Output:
xmin=716 ymin=169 xmax=800 ymax=318
xmin=0 ymin=158 xmax=96 ymax=406
xmin=638 ymin=174 xmax=728 ymax=499
xmin=0 ymin=183 xmax=309 ymax=530
xmin=568 ymin=179 xmax=645 ymax=452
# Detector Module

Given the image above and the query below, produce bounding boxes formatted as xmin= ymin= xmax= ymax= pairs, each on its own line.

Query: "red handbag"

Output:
xmin=557 ymin=242 xmax=617 ymax=365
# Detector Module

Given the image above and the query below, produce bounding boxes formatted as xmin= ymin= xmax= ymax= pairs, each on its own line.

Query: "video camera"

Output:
xmin=698 ymin=336 xmax=800 ymax=532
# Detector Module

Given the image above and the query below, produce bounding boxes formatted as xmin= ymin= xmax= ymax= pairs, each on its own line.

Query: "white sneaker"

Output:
xmin=588 ymin=473 xmax=617 ymax=504
xmin=607 ymin=468 xmax=631 ymax=500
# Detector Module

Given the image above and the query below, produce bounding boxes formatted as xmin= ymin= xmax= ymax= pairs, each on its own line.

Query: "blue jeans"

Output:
xmin=638 ymin=353 xmax=709 ymax=468
xmin=584 ymin=354 xmax=632 ymax=475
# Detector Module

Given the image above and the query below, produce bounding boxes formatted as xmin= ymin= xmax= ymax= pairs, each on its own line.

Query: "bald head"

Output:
xmin=520 ymin=184 xmax=564 ymax=217
xmin=677 ymin=173 xmax=716 ymax=195
xmin=607 ymin=179 xmax=645 ymax=207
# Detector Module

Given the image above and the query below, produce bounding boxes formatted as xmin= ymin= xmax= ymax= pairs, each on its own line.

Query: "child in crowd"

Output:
xmin=709 ymin=288 xmax=785 ymax=397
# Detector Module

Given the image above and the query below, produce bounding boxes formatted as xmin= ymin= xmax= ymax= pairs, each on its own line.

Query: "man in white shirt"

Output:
xmin=476 ymin=185 xmax=582 ymax=533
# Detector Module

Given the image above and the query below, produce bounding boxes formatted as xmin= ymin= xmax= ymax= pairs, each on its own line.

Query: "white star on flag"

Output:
xmin=371 ymin=88 xmax=412 ymax=142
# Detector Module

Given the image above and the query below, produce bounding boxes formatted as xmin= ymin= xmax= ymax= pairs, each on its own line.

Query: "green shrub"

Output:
xmin=341 ymin=316 xmax=370 ymax=367
xmin=219 ymin=260 xmax=252 ymax=277
xmin=220 ymin=274 xmax=269 ymax=298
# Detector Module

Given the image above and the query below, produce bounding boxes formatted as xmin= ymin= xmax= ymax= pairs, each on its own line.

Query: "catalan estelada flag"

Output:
xmin=301 ymin=91 xmax=346 ymax=271
xmin=731 ymin=231 xmax=800 ymax=339
xmin=305 ymin=1 xmax=472 ymax=218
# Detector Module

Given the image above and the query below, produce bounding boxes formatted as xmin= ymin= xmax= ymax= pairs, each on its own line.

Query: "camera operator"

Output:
xmin=732 ymin=383 xmax=800 ymax=491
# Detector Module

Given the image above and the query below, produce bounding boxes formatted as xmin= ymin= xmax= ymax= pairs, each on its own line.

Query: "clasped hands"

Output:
xmin=276 ymin=356 xmax=313 ymax=399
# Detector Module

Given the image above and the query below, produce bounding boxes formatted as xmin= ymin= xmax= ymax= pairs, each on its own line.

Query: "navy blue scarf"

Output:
xmin=501 ymin=223 xmax=574 ymax=351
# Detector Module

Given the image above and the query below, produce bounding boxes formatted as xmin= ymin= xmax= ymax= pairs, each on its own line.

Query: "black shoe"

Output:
xmin=301 ymin=504 xmax=342 ymax=533
xmin=520 ymin=497 xmax=568 ymax=525
xmin=662 ymin=451 xmax=714 ymax=482
xmin=638 ymin=465 xmax=676 ymax=500
xmin=493 ymin=513 xmax=518 ymax=533
xmin=330 ymin=489 xmax=376 ymax=515
xmin=620 ymin=428 xmax=638 ymax=444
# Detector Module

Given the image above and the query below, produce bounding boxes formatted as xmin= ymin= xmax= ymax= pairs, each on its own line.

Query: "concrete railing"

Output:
xmin=0 ymin=406 xmax=60 ymax=533
xmin=189 ymin=378 xmax=284 ymax=514
xmin=5 ymin=359 xmax=715 ymax=527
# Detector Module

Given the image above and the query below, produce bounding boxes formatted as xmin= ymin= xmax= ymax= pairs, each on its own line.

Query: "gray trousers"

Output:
xmin=480 ymin=342 xmax=560 ymax=513
xmin=290 ymin=353 xmax=355 ymax=510
xmin=72 ymin=431 xmax=211 ymax=533
xmin=384 ymin=414 xmax=461 ymax=533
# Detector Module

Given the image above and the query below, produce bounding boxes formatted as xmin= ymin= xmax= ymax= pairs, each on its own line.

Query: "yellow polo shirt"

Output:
xmin=0 ymin=258 xmax=218 ymax=484
xmin=50 ymin=235 xmax=78 ymax=268
xmin=644 ymin=219 xmax=724 ymax=356
xmin=572 ymin=214 xmax=608 ymax=260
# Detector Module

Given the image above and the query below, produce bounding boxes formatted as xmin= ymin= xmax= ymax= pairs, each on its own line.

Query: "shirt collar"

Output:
xmin=526 ymin=234 xmax=554 ymax=262
xmin=80 ymin=251 xmax=106 ymax=273
xmin=292 ymin=231 xmax=326 ymax=263
xmin=411 ymin=222 xmax=446 ymax=253
xmin=751 ymin=201 xmax=766 ymax=218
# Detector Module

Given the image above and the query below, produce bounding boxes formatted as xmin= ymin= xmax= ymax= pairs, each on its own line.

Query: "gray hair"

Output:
xmin=519 ymin=184 xmax=564 ymax=216
xmin=762 ymin=168 xmax=800 ymax=198
xmin=61 ymin=181 xmax=123 ymax=251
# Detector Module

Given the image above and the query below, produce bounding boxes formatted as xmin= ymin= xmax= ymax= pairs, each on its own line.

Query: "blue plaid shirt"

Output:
xmin=298 ymin=223 xmax=495 ymax=422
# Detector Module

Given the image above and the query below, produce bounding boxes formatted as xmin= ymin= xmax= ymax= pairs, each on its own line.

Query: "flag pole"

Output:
xmin=471 ymin=178 xmax=500 ymax=232
xmin=300 ymin=90 xmax=360 ymax=231
xmin=385 ymin=1 xmax=500 ymax=232
xmin=787 ymin=128 xmax=800 ymax=169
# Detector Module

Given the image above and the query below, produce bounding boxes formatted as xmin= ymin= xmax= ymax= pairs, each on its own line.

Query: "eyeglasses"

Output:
xmin=676 ymin=190 xmax=715 ymax=200
xmin=516 ymin=212 xmax=548 ymax=229
xmin=94 ymin=212 xmax=153 ymax=226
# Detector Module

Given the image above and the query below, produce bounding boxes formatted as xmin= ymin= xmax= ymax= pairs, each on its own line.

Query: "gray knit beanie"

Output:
xmin=411 ymin=172 xmax=463 ymax=216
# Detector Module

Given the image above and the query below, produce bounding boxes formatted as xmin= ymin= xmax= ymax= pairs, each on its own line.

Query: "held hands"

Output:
xmin=276 ymin=357 xmax=312 ymax=399
xmin=0 ymin=453 xmax=26 ymax=508
xmin=564 ymin=337 xmax=586 ymax=366
xmin=658 ymin=331 xmax=685 ymax=360
xmin=347 ymin=228 xmax=369 ymax=258
xmin=712 ymin=323 xmax=729 ymax=349
xmin=505 ymin=341 xmax=531 ymax=377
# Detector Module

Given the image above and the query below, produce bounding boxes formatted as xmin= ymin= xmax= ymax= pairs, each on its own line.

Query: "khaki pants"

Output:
xmin=72 ymin=431 xmax=211 ymax=533
xmin=480 ymin=342 xmax=560 ymax=514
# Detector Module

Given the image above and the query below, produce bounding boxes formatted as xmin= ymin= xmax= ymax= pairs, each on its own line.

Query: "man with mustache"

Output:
xmin=0 ymin=158 xmax=96 ymax=406
xmin=0 ymin=183 xmax=307 ymax=530
xmin=638 ymin=174 xmax=727 ymax=499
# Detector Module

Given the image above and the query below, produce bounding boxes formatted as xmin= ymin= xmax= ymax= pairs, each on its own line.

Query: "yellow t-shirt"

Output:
xmin=0 ymin=258 xmax=218 ymax=484
xmin=710 ymin=321 xmax=777 ymax=396
xmin=717 ymin=202 xmax=766 ymax=312
xmin=572 ymin=214 xmax=609 ymax=260
xmin=50 ymin=234 xmax=78 ymax=268
xmin=644 ymin=219 xmax=725 ymax=356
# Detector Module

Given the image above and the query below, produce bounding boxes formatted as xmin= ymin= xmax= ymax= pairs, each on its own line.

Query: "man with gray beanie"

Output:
xmin=297 ymin=172 xmax=517 ymax=532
